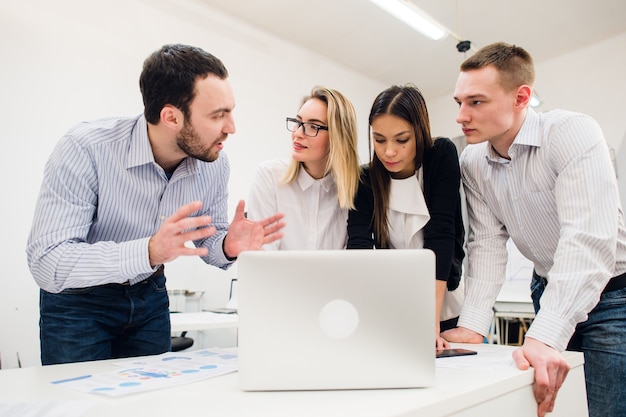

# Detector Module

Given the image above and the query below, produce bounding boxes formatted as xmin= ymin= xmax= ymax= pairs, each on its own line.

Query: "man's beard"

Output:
xmin=177 ymin=122 xmax=224 ymax=163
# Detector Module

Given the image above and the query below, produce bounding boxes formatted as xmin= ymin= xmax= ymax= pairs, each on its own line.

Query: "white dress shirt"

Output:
xmin=247 ymin=159 xmax=347 ymax=250
xmin=459 ymin=108 xmax=626 ymax=351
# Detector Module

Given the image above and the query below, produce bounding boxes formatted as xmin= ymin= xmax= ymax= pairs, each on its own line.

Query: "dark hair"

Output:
xmin=461 ymin=42 xmax=535 ymax=91
xmin=368 ymin=84 xmax=434 ymax=248
xmin=140 ymin=44 xmax=229 ymax=124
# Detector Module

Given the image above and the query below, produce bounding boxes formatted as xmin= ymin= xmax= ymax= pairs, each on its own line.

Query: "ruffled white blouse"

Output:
xmin=388 ymin=168 xmax=430 ymax=249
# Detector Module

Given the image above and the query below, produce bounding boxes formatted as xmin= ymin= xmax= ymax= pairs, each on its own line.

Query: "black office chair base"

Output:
xmin=171 ymin=331 xmax=194 ymax=352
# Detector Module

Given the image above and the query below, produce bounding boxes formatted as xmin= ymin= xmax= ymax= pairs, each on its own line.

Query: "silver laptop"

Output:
xmin=237 ymin=249 xmax=436 ymax=391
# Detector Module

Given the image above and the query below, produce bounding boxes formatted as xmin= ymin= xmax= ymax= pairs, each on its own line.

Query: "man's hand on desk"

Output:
xmin=442 ymin=328 xmax=571 ymax=417
xmin=512 ymin=337 xmax=570 ymax=417
xmin=440 ymin=326 xmax=484 ymax=344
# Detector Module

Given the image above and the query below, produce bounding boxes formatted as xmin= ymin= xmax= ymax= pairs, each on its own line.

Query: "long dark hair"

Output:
xmin=368 ymin=84 xmax=434 ymax=247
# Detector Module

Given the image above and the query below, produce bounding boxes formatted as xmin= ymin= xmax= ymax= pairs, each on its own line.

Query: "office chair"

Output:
xmin=169 ymin=288 xmax=203 ymax=352
xmin=171 ymin=331 xmax=194 ymax=352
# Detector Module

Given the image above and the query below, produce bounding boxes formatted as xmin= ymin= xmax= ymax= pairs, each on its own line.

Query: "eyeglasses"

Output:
xmin=286 ymin=117 xmax=329 ymax=137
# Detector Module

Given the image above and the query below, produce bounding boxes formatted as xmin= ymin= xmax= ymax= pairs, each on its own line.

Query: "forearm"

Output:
xmin=528 ymin=136 xmax=620 ymax=351
xmin=435 ymin=279 xmax=446 ymax=332
xmin=27 ymin=237 xmax=153 ymax=293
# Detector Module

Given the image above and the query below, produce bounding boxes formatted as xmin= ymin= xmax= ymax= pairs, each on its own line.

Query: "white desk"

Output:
xmin=169 ymin=311 xmax=238 ymax=332
xmin=495 ymin=280 xmax=535 ymax=317
xmin=0 ymin=344 xmax=587 ymax=417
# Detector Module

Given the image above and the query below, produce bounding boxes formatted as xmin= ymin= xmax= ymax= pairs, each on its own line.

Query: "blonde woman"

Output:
xmin=247 ymin=86 xmax=360 ymax=250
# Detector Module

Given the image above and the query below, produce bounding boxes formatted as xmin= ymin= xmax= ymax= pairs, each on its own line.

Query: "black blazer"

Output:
xmin=347 ymin=137 xmax=465 ymax=290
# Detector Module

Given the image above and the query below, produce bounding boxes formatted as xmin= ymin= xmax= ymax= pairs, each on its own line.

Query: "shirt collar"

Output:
xmin=389 ymin=172 xmax=429 ymax=216
xmin=513 ymin=108 xmax=542 ymax=148
xmin=126 ymin=114 xmax=198 ymax=176
xmin=296 ymin=165 xmax=335 ymax=192
xmin=486 ymin=109 xmax=541 ymax=162
xmin=127 ymin=115 xmax=154 ymax=169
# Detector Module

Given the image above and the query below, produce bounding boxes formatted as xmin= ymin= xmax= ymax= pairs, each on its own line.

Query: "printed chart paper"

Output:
xmin=50 ymin=349 xmax=238 ymax=396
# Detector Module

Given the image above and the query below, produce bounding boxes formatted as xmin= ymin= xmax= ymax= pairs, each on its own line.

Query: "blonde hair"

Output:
xmin=282 ymin=86 xmax=360 ymax=210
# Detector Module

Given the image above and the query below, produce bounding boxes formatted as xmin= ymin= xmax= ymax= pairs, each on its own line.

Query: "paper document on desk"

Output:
xmin=50 ymin=349 xmax=237 ymax=396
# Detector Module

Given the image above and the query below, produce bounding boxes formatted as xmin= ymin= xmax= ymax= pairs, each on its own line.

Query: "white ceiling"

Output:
xmin=200 ymin=0 xmax=626 ymax=99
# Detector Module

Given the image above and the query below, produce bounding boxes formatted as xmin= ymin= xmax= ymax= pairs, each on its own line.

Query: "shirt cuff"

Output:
xmin=118 ymin=237 xmax=154 ymax=280
xmin=214 ymin=233 xmax=236 ymax=267
xmin=457 ymin=305 xmax=494 ymax=337
xmin=524 ymin=310 xmax=575 ymax=352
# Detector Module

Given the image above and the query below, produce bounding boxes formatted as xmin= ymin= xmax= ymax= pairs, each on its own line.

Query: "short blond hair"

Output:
xmin=461 ymin=42 xmax=535 ymax=92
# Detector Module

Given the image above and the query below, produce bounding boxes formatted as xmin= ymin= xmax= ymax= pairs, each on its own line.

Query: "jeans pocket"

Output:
xmin=147 ymin=274 xmax=167 ymax=292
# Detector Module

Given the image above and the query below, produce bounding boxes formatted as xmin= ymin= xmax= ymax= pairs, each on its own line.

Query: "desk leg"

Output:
xmin=489 ymin=316 xmax=500 ymax=344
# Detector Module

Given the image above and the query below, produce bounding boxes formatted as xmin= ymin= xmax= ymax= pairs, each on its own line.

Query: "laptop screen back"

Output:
xmin=237 ymin=249 xmax=436 ymax=391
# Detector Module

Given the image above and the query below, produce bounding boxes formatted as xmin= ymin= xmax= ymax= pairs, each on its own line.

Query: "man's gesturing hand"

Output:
xmin=148 ymin=201 xmax=216 ymax=267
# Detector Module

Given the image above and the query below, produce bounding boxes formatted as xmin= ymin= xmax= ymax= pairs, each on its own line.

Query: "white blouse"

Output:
xmin=247 ymin=159 xmax=347 ymax=250
xmin=387 ymin=168 xmax=430 ymax=249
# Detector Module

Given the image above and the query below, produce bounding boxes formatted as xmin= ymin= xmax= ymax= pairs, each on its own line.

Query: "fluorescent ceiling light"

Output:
xmin=368 ymin=0 xmax=448 ymax=41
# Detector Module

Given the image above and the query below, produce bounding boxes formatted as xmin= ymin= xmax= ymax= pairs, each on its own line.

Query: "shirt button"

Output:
xmin=160 ymin=215 xmax=166 ymax=221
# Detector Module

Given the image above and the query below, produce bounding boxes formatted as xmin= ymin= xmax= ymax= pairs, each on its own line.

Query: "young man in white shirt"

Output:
xmin=442 ymin=42 xmax=626 ymax=417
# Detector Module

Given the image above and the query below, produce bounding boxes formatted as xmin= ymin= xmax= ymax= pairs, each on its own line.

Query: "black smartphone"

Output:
xmin=436 ymin=348 xmax=477 ymax=358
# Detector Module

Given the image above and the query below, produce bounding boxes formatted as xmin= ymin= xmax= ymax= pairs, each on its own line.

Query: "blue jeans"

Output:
xmin=531 ymin=272 xmax=626 ymax=417
xmin=39 ymin=273 xmax=171 ymax=365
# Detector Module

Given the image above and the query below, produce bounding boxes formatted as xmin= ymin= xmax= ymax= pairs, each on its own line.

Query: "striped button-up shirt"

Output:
xmin=459 ymin=108 xmax=626 ymax=351
xmin=27 ymin=115 xmax=233 ymax=293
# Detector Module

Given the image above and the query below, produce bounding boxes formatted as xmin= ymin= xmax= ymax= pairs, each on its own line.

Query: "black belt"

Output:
xmin=533 ymin=270 xmax=626 ymax=294
xmin=604 ymin=271 xmax=626 ymax=293
xmin=119 ymin=265 xmax=165 ymax=286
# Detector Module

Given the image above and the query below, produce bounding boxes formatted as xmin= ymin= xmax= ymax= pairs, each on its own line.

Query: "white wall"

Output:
xmin=0 ymin=0 xmax=385 ymax=368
